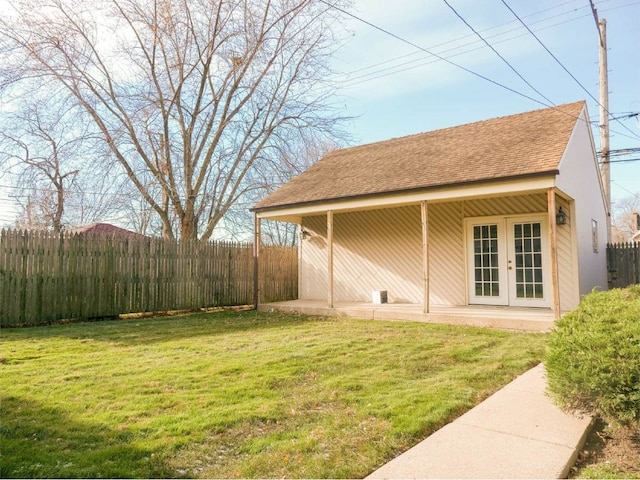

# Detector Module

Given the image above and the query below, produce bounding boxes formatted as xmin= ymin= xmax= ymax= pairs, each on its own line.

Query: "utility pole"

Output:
xmin=599 ymin=18 xmax=611 ymax=243
xmin=592 ymin=2 xmax=611 ymax=242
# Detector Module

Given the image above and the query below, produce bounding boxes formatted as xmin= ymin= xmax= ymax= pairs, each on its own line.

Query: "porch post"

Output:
xmin=327 ymin=210 xmax=334 ymax=308
xmin=421 ymin=201 xmax=429 ymax=314
xmin=253 ymin=213 xmax=261 ymax=310
xmin=547 ymin=188 xmax=561 ymax=319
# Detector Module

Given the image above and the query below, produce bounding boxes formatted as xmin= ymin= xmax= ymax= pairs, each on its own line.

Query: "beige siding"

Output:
xmin=462 ymin=194 xmax=546 ymax=216
xmin=428 ymin=194 xmax=550 ymax=307
xmin=556 ymin=196 xmax=578 ymax=312
xmin=299 ymin=193 xmax=574 ymax=309
xmin=333 ymin=207 xmax=423 ymax=303
xmin=428 ymin=203 xmax=465 ymax=305
xmin=300 ymin=207 xmax=422 ymax=303
xmin=300 ymin=216 xmax=328 ymax=300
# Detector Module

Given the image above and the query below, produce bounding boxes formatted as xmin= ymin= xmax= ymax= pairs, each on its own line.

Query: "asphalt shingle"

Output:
xmin=254 ymin=101 xmax=585 ymax=211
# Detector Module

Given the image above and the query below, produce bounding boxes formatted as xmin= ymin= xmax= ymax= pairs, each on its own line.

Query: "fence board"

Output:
xmin=607 ymin=242 xmax=640 ymax=288
xmin=0 ymin=229 xmax=297 ymax=326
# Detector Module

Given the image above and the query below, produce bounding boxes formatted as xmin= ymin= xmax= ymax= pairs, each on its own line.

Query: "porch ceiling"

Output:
xmin=257 ymin=176 xmax=558 ymax=223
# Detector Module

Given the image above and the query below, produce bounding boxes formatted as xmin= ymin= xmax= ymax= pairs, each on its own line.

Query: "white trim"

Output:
xmin=465 ymin=217 xmax=509 ymax=306
xmin=507 ymin=215 xmax=552 ymax=308
xmin=464 ymin=214 xmax=552 ymax=308
xmin=257 ymin=176 xmax=557 ymax=222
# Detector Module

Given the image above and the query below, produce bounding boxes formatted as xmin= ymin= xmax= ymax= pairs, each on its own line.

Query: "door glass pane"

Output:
xmin=473 ymin=224 xmax=499 ymax=297
xmin=533 ymin=223 xmax=540 ymax=237
xmin=513 ymin=222 xmax=544 ymax=299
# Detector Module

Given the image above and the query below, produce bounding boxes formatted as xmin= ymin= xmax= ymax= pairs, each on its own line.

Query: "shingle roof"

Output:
xmin=67 ymin=222 xmax=146 ymax=238
xmin=254 ymin=101 xmax=586 ymax=211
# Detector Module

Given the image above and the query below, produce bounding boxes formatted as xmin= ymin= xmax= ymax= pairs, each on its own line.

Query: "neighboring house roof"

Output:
xmin=254 ymin=101 xmax=586 ymax=212
xmin=67 ymin=222 xmax=146 ymax=238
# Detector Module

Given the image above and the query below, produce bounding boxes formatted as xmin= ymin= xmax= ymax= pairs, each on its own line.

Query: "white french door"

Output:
xmin=466 ymin=220 xmax=508 ymax=305
xmin=466 ymin=216 xmax=551 ymax=308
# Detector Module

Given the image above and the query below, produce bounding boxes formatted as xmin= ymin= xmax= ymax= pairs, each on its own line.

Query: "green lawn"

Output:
xmin=1 ymin=311 xmax=546 ymax=478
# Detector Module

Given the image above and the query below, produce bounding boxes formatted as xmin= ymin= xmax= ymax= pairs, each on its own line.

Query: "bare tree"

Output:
xmin=233 ymin=136 xmax=337 ymax=245
xmin=0 ymin=91 xmax=126 ymax=232
xmin=1 ymin=0 xmax=349 ymax=240
xmin=612 ymin=193 xmax=640 ymax=243
xmin=1 ymin=101 xmax=82 ymax=232
xmin=14 ymin=190 xmax=64 ymax=232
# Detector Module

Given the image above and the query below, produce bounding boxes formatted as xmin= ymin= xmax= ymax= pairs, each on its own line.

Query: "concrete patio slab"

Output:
xmin=259 ymin=300 xmax=555 ymax=332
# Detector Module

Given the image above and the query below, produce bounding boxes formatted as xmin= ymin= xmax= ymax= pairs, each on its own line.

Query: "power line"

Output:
xmin=322 ymin=0 xmax=640 ymax=150
xmin=336 ymin=0 xmax=637 ymax=89
xmin=318 ymin=0 xmax=550 ymax=108
xmin=610 ymin=112 xmax=640 ymax=121
xmin=0 ymin=182 xmax=140 ymax=199
xmin=331 ymin=0 xmax=640 ymax=144
xmin=442 ymin=0 xmax=555 ymax=106
xmin=599 ymin=158 xmax=640 ymax=164
xmin=590 ymin=111 xmax=640 ymax=120
xmin=606 ymin=129 xmax=640 ymax=142
xmin=339 ymin=12 xmax=587 ymax=88
xmin=500 ymin=0 xmax=640 ymax=140
xmin=597 ymin=147 xmax=640 ymax=156
xmin=337 ymin=0 xmax=595 ymax=82
xmin=612 ymin=180 xmax=640 ymax=196
xmin=332 ymin=0 xmax=640 ymax=142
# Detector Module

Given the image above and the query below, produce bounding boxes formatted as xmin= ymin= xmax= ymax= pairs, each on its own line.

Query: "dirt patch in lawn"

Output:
xmin=570 ymin=417 xmax=640 ymax=478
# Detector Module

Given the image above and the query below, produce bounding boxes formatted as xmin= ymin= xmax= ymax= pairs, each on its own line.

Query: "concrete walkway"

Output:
xmin=367 ymin=364 xmax=593 ymax=479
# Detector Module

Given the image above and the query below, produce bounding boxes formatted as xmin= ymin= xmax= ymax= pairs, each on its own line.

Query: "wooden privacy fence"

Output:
xmin=0 ymin=229 xmax=298 ymax=326
xmin=607 ymin=242 xmax=640 ymax=289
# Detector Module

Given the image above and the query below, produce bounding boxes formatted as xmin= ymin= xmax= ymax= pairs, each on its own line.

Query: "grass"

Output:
xmin=1 ymin=310 xmax=546 ymax=478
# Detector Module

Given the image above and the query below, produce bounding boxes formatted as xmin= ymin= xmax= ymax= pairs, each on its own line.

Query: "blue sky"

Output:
xmin=0 ymin=0 xmax=637 ymax=228
xmin=329 ymin=0 xmax=639 ymax=206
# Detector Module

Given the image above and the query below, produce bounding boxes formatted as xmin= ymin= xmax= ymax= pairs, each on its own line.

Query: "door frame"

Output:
xmin=506 ymin=215 xmax=552 ymax=308
xmin=464 ymin=215 xmax=552 ymax=308
xmin=464 ymin=217 xmax=509 ymax=306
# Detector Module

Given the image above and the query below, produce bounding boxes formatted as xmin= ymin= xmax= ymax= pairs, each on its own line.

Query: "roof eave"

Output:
xmin=251 ymin=170 xmax=560 ymax=214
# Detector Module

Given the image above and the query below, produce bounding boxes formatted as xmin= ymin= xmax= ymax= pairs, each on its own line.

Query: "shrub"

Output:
xmin=545 ymin=285 xmax=640 ymax=425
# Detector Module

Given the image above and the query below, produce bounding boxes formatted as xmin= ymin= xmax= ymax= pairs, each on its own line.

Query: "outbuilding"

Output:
xmin=252 ymin=101 xmax=608 ymax=330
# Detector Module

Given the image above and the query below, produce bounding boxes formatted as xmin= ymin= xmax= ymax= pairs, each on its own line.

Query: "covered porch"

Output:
xmin=258 ymin=299 xmax=555 ymax=332
xmin=254 ymin=186 xmax=578 ymax=324
xmin=252 ymin=102 xmax=607 ymax=331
